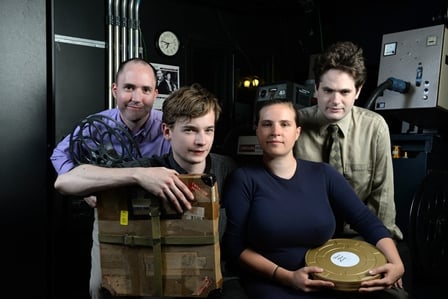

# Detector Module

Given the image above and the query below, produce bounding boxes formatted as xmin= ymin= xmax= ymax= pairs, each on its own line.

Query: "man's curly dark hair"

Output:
xmin=313 ymin=41 xmax=367 ymax=91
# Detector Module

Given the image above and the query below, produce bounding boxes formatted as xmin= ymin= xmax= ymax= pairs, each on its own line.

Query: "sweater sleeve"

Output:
xmin=325 ymin=163 xmax=391 ymax=244
xmin=221 ymin=168 xmax=253 ymax=263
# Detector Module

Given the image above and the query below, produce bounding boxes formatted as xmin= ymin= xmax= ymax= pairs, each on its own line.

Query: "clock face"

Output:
xmin=157 ymin=31 xmax=180 ymax=57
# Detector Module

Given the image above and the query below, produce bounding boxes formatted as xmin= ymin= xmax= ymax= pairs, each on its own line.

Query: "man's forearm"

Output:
xmin=54 ymin=164 xmax=139 ymax=196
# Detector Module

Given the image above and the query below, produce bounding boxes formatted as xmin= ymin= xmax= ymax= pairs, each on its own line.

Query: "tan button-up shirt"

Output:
xmin=295 ymin=105 xmax=403 ymax=240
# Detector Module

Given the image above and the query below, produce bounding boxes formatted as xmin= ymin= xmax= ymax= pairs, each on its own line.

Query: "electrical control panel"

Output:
xmin=376 ymin=24 xmax=448 ymax=112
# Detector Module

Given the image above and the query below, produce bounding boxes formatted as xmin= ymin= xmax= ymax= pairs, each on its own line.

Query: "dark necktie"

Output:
xmin=327 ymin=124 xmax=343 ymax=174
xmin=326 ymin=125 xmax=345 ymax=236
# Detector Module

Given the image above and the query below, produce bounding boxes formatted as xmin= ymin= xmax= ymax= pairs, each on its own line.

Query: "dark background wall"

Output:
xmin=0 ymin=0 xmax=447 ymax=298
xmin=0 ymin=0 xmax=49 ymax=297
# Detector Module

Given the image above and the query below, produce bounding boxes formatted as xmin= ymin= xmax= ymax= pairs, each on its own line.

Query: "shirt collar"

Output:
xmin=315 ymin=106 xmax=352 ymax=138
xmin=166 ymin=151 xmax=212 ymax=174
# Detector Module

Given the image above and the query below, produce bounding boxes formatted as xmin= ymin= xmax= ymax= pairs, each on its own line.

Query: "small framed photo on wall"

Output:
xmin=153 ymin=63 xmax=180 ymax=110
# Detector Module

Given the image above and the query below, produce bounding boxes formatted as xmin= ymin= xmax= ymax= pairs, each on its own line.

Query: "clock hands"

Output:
xmin=161 ymin=40 xmax=170 ymax=48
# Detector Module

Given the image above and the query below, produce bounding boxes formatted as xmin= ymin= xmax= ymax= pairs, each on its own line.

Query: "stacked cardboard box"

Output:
xmin=97 ymin=174 xmax=222 ymax=297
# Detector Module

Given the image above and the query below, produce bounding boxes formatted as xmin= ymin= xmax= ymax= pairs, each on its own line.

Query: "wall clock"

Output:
xmin=156 ymin=30 xmax=180 ymax=57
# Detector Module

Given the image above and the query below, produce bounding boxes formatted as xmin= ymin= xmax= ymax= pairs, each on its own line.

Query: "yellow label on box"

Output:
xmin=120 ymin=210 xmax=128 ymax=225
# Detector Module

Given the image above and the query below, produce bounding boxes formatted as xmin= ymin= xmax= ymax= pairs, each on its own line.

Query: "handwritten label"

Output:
xmin=330 ymin=251 xmax=360 ymax=267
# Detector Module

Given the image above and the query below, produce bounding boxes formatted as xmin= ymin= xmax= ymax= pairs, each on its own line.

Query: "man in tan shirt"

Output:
xmin=295 ymin=41 xmax=403 ymax=241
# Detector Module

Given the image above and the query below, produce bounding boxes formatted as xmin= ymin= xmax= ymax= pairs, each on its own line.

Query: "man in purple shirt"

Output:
xmin=50 ymin=58 xmax=194 ymax=299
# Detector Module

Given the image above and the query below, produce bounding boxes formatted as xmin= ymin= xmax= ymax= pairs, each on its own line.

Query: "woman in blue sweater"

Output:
xmin=222 ymin=99 xmax=405 ymax=299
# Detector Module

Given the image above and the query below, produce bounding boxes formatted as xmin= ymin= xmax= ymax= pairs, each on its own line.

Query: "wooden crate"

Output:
xmin=96 ymin=174 xmax=222 ymax=297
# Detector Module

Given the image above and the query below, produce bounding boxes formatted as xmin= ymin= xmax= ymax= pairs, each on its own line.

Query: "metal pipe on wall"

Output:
xmin=107 ymin=0 xmax=114 ymax=108
xmin=128 ymin=0 xmax=135 ymax=58
xmin=114 ymin=0 xmax=120 ymax=76
xmin=107 ymin=0 xmax=141 ymax=108
xmin=134 ymin=0 xmax=141 ymax=58
xmin=121 ymin=0 xmax=128 ymax=62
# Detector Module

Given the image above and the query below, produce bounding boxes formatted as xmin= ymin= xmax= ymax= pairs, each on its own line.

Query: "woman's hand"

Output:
xmin=358 ymin=261 xmax=405 ymax=292
xmin=357 ymin=237 xmax=406 ymax=292
xmin=277 ymin=266 xmax=335 ymax=292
